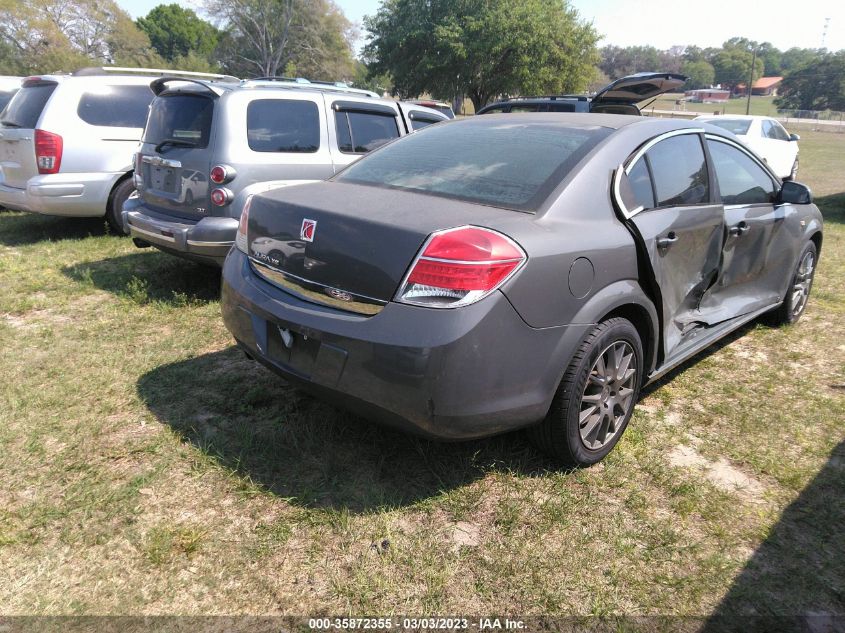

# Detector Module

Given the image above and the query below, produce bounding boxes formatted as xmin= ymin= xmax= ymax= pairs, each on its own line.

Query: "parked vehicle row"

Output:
xmin=0 ymin=66 xmax=821 ymax=467
xmin=125 ymin=77 xmax=450 ymax=266
xmin=0 ymin=68 xmax=238 ymax=231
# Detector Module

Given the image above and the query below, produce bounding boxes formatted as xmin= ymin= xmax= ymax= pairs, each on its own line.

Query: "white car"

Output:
xmin=695 ymin=115 xmax=800 ymax=180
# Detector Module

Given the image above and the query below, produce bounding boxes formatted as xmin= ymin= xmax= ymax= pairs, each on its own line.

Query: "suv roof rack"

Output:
xmin=502 ymin=94 xmax=589 ymax=102
xmin=73 ymin=67 xmax=239 ymax=82
xmin=241 ymin=77 xmax=378 ymax=98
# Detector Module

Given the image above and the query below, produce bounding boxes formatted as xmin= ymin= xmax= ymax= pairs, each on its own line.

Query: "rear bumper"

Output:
xmin=0 ymin=172 xmax=120 ymax=217
xmin=124 ymin=198 xmax=238 ymax=267
xmin=221 ymin=248 xmax=591 ymax=440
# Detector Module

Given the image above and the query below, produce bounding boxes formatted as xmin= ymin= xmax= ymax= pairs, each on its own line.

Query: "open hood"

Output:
xmin=591 ymin=72 xmax=687 ymax=107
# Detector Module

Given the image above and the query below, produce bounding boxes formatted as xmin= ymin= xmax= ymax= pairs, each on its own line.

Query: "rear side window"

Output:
xmin=337 ymin=120 xmax=611 ymax=211
xmin=0 ymin=82 xmax=56 ymax=129
xmin=627 ymin=159 xmax=655 ymax=210
xmin=645 ymin=134 xmax=709 ymax=207
xmin=335 ymin=111 xmax=399 ymax=153
xmin=707 ymin=139 xmax=777 ymax=205
xmin=77 ymin=85 xmax=154 ymax=128
xmin=143 ymin=94 xmax=214 ymax=149
xmin=247 ymin=99 xmax=320 ymax=153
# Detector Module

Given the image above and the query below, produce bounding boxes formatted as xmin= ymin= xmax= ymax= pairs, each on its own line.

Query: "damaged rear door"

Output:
xmin=615 ymin=130 xmax=724 ymax=359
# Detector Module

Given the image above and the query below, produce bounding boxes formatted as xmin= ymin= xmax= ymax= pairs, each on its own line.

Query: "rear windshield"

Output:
xmin=77 ymin=85 xmax=154 ymax=128
xmin=336 ymin=120 xmax=611 ymax=211
xmin=0 ymin=82 xmax=56 ymax=129
xmin=143 ymin=94 xmax=214 ymax=148
xmin=706 ymin=119 xmax=752 ymax=135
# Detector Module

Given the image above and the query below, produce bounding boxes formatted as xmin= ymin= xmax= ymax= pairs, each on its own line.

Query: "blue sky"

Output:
xmin=118 ymin=0 xmax=845 ymax=53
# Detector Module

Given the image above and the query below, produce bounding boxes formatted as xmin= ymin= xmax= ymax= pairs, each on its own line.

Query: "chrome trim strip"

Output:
xmin=420 ymin=255 xmax=524 ymax=265
xmin=625 ymin=128 xmax=705 ymax=174
xmin=186 ymin=239 xmax=233 ymax=247
xmin=129 ymin=225 xmax=176 ymax=243
xmin=142 ymin=155 xmax=182 ymax=168
xmin=613 ymin=128 xmax=706 ymax=219
xmin=250 ymin=259 xmax=386 ymax=316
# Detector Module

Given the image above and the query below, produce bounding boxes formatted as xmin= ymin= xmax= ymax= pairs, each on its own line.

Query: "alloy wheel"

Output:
xmin=791 ymin=250 xmax=815 ymax=318
xmin=579 ymin=341 xmax=637 ymax=450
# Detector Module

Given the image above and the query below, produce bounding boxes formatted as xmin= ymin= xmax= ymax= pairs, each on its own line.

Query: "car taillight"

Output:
xmin=396 ymin=225 xmax=526 ymax=308
xmin=210 ymin=164 xmax=235 ymax=184
xmin=210 ymin=187 xmax=233 ymax=206
xmin=235 ymin=195 xmax=253 ymax=253
xmin=35 ymin=129 xmax=63 ymax=175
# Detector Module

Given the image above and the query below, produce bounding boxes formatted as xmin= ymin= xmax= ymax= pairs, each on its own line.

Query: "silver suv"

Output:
xmin=124 ymin=78 xmax=449 ymax=265
xmin=0 ymin=67 xmax=235 ymax=233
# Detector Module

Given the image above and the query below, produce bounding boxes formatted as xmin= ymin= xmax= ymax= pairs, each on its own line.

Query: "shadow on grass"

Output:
xmin=0 ymin=211 xmax=109 ymax=246
xmin=702 ymin=439 xmax=845 ymax=630
xmin=815 ymin=192 xmax=845 ymax=225
xmin=137 ymin=347 xmax=559 ymax=513
xmin=62 ymin=251 xmax=221 ymax=306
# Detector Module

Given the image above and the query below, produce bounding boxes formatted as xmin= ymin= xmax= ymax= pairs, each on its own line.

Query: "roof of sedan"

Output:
xmin=467 ymin=112 xmax=700 ymax=130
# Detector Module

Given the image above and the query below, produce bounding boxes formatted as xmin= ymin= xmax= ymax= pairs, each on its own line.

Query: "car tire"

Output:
xmin=785 ymin=157 xmax=799 ymax=181
xmin=528 ymin=317 xmax=643 ymax=467
xmin=106 ymin=177 xmax=135 ymax=236
xmin=767 ymin=241 xmax=817 ymax=326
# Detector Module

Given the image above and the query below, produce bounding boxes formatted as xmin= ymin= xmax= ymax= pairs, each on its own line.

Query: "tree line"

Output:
xmin=0 ymin=0 xmax=356 ymax=81
xmin=0 ymin=0 xmax=841 ymax=112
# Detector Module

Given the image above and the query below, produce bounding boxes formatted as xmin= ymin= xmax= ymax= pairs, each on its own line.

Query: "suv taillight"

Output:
xmin=133 ymin=153 xmax=143 ymax=187
xmin=35 ymin=129 xmax=63 ymax=175
xmin=396 ymin=226 xmax=526 ymax=308
xmin=210 ymin=164 xmax=236 ymax=184
xmin=235 ymin=195 xmax=253 ymax=253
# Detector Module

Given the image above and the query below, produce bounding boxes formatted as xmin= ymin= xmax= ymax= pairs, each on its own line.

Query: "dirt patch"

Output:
xmin=450 ymin=521 xmax=481 ymax=551
xmin=668 ymin=444 xmax=765 ymax=501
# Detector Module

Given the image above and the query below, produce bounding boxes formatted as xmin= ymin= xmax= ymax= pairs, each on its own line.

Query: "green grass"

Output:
xmin=0 ymin=130 xmax=843 ymax=617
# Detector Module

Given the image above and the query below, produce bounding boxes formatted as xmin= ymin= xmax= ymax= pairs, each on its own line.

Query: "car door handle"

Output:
xmin=656 ymin=232 xmax=678 ymax=248
xmin=729 ymin=222 xmax=749 ymax=236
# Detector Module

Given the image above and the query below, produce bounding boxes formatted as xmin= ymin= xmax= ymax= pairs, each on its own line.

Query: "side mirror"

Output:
xmin=778 ymin=180 xmax=812 ymax=205
xmin=789 ymin=133 xmax=800 ymax=141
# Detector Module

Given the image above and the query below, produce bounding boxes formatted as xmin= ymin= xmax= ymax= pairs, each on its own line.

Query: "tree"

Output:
xmin=713 ymin=47 xmax=763 ymax=91
xmin=136 ymin=4 xmax=219 ymax=62
xmin=364 ymin=0 xmax=599 ymax=111
xmin=206 ymin=0 xmax=354 ymax=80
xmin=0 ymin=0 xmax=161 ymax=73
xmin=775 ymin=52 xmax=845 ymax=111
xmin=599 ymin=45 xmax=660 ymax=79
xmin=682 ymin=59 xmax=715 ymax=90
xmin=780 ymin=47 xmax=824 ymax=75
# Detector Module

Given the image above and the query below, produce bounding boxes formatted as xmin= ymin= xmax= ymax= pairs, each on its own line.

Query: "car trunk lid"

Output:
xmin=0 ymin=78 xmax=57 ymax=189
xmin=246 ymin=181 xmax=524 ymax=310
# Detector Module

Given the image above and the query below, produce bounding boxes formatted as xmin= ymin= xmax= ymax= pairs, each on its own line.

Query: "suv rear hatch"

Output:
xmin=0 ymin=77 xmax=58 ymax=189
xmin=590 ymin=72 xmax=687 ymax=113
xmin=137 ymin=81 xmax=220 ymax=221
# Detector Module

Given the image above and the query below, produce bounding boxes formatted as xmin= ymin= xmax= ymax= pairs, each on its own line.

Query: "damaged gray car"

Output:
xmin=221 ymin=113 xmax=822 ymax=466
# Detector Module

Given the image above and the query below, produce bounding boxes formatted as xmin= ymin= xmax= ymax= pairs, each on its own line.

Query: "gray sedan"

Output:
xmin=221 ymin=113 xmax=822 ymax=466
